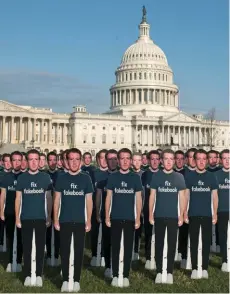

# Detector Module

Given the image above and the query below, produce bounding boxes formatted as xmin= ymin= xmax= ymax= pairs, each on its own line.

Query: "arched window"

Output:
xmin=154 ymin=73 xmax=156 ymax=80
xmin=113 ymin=127 xmax=116 ymax=131
xmin=134 ymin=73 xmax=137 ymax=80
xmin=149 ymin=72 xmax=152 ymax=79
xmin=130 ymin=73 xmax=132 ymax=80
xmin=139 ymin=72 xmax=142 ymax=80
xmin=158 ymin=73 xmax=160 ymax=80
xmin=144 ymin=72 xmax=147 ymax=79
xmin=92 ymin=126 xmax=95 ymax=130
xmin=126 ymin=73 xmax=128 ymax=81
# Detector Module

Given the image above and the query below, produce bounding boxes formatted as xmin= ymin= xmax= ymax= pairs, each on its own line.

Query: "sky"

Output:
xmin=0 ymin=0 xmax=228 ymax=119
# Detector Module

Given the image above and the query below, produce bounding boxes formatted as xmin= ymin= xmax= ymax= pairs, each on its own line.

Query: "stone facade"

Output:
xmin=0 ymin=12 xmax=229 ymax=154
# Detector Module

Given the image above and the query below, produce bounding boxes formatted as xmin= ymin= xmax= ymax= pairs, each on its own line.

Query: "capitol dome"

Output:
xmin=109 ymin=7 xmax=179 ymax=116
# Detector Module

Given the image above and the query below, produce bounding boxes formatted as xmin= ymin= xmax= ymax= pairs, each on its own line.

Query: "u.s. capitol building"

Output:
xmin=0 ymin=10 xmax=228 ymax=155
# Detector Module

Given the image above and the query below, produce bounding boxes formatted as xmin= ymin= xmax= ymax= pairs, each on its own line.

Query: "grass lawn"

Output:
xmin=0 ymin=235 xmax=229 ymax=293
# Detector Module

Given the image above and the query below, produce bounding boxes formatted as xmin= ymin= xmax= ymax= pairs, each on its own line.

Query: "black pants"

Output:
xmin=144 ymin=210 xmax=153 ymax=260
xmin=102 ymin=219 xmax=111 ymax=268
xmin=21 ymin=219 xmax=46 ymax=277
xmin=46 ymin=225 xmax=60 ymax=259
xmin=218 ymin=212 xmax=229 ymax=263
xmin=178 ymin=223 xmax=189 ymax=259
xmin=60 ymin=222 xmax=85 ymax=283
xmin=5 ymin=215 xmax=23 ymax=264
xmin=134 ymin=216 xmax=143 ymax=253
xmin=0 ymin=218 xmax=4 ymax=245
xmin=155 ymin=217 xmax=178 ymax=274
xmin=111 ymin=220 xmax=135 ymax=278
xmin=189 ymin=216 xmax=212 ymax=270
xmin=90 ymin=210 xmax=100 ymax=257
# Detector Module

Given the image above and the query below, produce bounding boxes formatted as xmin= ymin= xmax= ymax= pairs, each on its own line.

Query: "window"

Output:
xmin=130 ymin=73 xmax=132 ymax=80
xmin=92 ymin=137 xmax=95 ymax=144
xmin=44 ymin=123 xmax=46 ymax=126
xmin=102 ymin=134 xmax=106 ymax=144
xmin=154 ymin=73 xmax=156 ymax=80
xmin=103 ymin=126 xmax=106 ymax=130
xmin=162 ymin=74 xmax=164 ymax=81
xmin=134 ymin=73 xmax=137 ymax=80
xmin=92 ymin=126 xmax=95 ymax=130
xmin=139 ymin=72 xmax=142 ymax=80
xmin=222 ymin=131 xmax=225 ymax=134
xmin=126 ymin=73 xmax=128 ymax=81
xmin=158 ymin=73 xmax=160 ymax=80
xmin=113 ymin=127 xmax=116 ymax=131
xmin=121 ymin=136 xmax=124 ymax=144
xmin=83 ymin=135 xmax=87 ymax=144
xmin=36 ymin=123 xmax=38 ymax=126
xmin=144 ymin=72 xmax=147 ymax=79
xmin=121 ymin=127 xmax=124 ymax=131
xmin=166 ymin=75 xmax=167 ymax=81
xmin=112 ymin=136 xmax=116 ymax=144
xmin=36 ymin=134 xmax=38 ymax=141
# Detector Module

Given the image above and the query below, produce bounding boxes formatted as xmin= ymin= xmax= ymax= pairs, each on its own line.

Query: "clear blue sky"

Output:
xmin=0 ymin=0 xmax=228 ymax=119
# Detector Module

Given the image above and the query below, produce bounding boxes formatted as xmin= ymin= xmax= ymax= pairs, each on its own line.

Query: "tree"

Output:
xmin=205 ymin=107 xmax=219 ymax=149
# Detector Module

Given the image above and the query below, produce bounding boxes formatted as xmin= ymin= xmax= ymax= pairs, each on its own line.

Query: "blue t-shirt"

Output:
xmin=185 ymin=170 xmax=218 ymax=217
xmin=106 ymin=171 xmax=142 ymax=221
xmin=55 ymin=171 xmax=94 ymax=223
xmin=215 ymin=169 xmax=229 ymax=213
xmin=16 ymin=171 xmax=52 ymax=220
xmin=150 ymin=170 xmax=186 ymax=218
xmin=1 ymin=171 xmax=21 ymax=216
xmin=141 ymin=169 xmax=156 ymax=213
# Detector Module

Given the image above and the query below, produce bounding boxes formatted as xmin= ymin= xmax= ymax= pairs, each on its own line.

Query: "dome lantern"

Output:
xmin=139 ymin=6 xmax=150 ymax=42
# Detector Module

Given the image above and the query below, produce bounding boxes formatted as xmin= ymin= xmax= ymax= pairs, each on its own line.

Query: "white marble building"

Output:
xmin=0 ymin=10 xmax=229 ymax=155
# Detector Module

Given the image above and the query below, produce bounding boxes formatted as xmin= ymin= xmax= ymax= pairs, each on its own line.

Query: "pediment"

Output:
xmin=0 ymin=100 xmax=31 ymax=113
xmin=164 ymin=111 xmax=200 ymax=124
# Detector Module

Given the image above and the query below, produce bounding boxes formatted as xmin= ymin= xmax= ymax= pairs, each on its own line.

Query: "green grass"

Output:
xmin=0 ymin=235 xmax=229 ymax=293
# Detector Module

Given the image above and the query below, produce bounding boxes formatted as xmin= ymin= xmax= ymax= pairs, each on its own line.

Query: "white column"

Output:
xmin=40 ymin=119 xmax=44 ymax=143
xmin=19 ymin=117 xmax=23 ymax=142
xmin=141 ymin=89 xmax=144 ymax=104
xmin=178 ymin=126 xmax=181 ymax=147
xmin=141 ymin=125 xmax=143 ymax=146
xmin=28 ymin=118 xmax=32 ymax=142
xmin=10 ymin=117 xmax=14 ymax=143
xmin=147 ymin=126 xmax=149 ymax=146
xmin=2 ymin=116 xmax=6 ymax=143
xmin=129 ymin=89 xmax=132 ymax=104
xmin=48 ymin=120 xmax=52 ymax=144
xmin=33 ymin=119 xmax=36 ymax=141
xmin=167 ymin=125 xmax=170 ymax=145
xmin=152 ymin=126 xmax=155 ymax=146
xmin=162 ymin=125 xmax=164 ymax=145
xmin=188 ymin=127 xmax=191 ymax=147
xmin=147 ymin=89 xmax=150 ymax=104
xmin=199 ymin=127 xmax=202 ymax=146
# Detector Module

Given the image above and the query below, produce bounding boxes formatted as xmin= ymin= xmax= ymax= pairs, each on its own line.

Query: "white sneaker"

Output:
xmin=191 ymin=269 xmax=198 ymax=279
xmin=221 ymin=262 xmax=229 ymax=272
xmin=180 ymin=259 xmax=187 ymax=269
xmin=145 ymin=260 xmax=151 ymax=270
xmin=61 ymin=281 xmax=69 ymax=292
xmin=111 ymin=277 xmax=119 ymax=287
xmin=104 ymin=268 xmax=113 ymax=278
xmin=90 ymin=256 xmax=97 ymax=267
xmin=133 ymin=252 xmax=139 ymax=261
xmin=24 ymin=276 xmax=31 ymax=287
xmin=216 ymin=245 xmax=220 ymax=253
xmin=155 ymin=273 xmax=162 ymax=284
xmin=202 ymin=270 xmax=208 ymax=279
xmin=36 ymin=276 xmax=43 ymax=287
xmin=6 ymin=263 xmax=12 ymax=272
xmin=46 ymin=258 xmax=51 ymax=266
xmin=101 ymin=257 xmax=105 ymax=267
xmin=16 ymin=264 xmax=22 ymax=272
xmin=166 ymin=273 xmax=173 ymax=284
xmin=123 ymin=278 xmax=129 ymax=287
xmin=73 ymin=282 xmax=80 ymax=292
